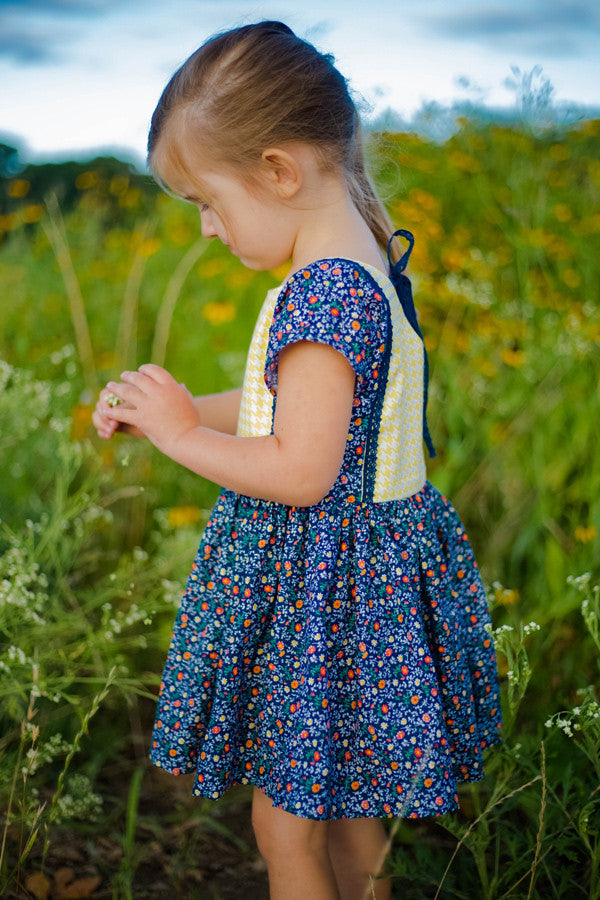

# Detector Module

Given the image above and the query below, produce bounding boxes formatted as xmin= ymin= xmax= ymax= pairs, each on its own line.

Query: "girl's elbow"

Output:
xmin=274 ymin=442 xmax=342 ymax=506
xmin=294 ymin=488 xmax=329 ymax=508
xmin=288 ymin=470 xmax=337 ymax=508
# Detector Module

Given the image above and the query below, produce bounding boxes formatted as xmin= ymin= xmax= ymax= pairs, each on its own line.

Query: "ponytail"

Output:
xmin=346 ymin=117 xmax=401 ymax=264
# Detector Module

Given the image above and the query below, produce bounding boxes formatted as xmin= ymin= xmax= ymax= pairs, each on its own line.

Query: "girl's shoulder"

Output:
xmin=264 ymin=257 xmax=394 ymax=392
xmin=275 ymin=257 xmax=395 ymax=304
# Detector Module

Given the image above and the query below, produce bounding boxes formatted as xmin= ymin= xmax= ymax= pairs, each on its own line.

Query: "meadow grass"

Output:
xmin=0 ymin=118 xmax=599 ymax=897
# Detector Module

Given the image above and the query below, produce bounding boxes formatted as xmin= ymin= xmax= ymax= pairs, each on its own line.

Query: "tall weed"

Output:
xmin=0 ymin=361 xmax=200 ymax=889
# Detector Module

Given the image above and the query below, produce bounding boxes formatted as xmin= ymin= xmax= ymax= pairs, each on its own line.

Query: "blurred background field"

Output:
xmin=1 ymin=115 xmax=599 ymax=898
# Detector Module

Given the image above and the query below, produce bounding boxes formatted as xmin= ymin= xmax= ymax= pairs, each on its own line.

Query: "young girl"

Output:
xmin=93 ymin=20 xmax=502 ymax=899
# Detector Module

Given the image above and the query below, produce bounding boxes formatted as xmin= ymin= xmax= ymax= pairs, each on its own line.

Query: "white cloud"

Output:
xmin=0 ymin=0 xmax=598 ymax=161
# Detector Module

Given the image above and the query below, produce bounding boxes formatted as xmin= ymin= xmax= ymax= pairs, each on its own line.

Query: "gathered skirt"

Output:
xmin=149 ymin=480 xmax=502 ymax=819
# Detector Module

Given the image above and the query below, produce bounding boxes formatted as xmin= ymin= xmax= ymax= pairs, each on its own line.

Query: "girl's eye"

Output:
xmin=198 ymin=203 xmax=210 ymax=213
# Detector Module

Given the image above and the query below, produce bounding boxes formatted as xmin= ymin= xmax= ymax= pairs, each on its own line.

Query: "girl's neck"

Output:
xmin=288 ymin=178 xmax=389 ymax=277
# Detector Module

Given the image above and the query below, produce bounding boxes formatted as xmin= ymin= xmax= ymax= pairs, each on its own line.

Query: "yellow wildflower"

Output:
xmin=8 ymin=179 xmax=30 ymax=198
xmin=408 ymin=187 xmax=441 ymax=214
xmin=473 ymin=356 xmax=497 ymax=378
xmin=421 ymin=219 xmax=443 ymax=242
xmin=447 ymin=150 xmax=481 ymax=173
xmin=441 ymin=248 xmax=466 ymax=272
xmin=574 ymin=525 xmax=597 ymax=543
xmin=109 ymin=175 xmax=129 ymax=195
xmin=170 ymin=224 xmax=193 ymax=245
xmin=527 ymin=228 xmax=550 ymax=248
xmin=168 ymin=506 xmax=201 ymax=528
xmin=202 ymin=300 xmax=236 ymax=325
xmin=120 ymin=188 xmax=141 ymax=208
xmin=139 ymin=238 xmax=161 ymax=257
xmin=226 ymin=269 xmax=253 ymax=288
xmin=23 ymin=204 xmax=43 ymax=223
xmin=70 ymin=403 xmax=93 ymax=440
xmin=410 ymin=157 xmax=435 ymax=174
xmin=270 ymin=261 xmax=291 ymax=283
xmin=494 ymin=585 xmax=519 ymax=606
xmin=75 ymin=171 xmax=99 ymax=190
xmin=554 ymin=203 xmax=572 ymax=223
xmin=548 ymin=237 xmax=573 ymax=261
xmin=501 ymin=347 xmax=524 ymax=367
xmin=199 ymin=258 xmax=225 ymax=278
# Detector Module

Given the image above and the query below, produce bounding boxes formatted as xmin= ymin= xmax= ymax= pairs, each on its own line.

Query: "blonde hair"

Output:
xmin=148 ymin=21 xmax=401 ymax=262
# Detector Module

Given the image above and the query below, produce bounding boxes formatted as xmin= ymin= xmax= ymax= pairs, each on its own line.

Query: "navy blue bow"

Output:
xmin=387 ymin=229 xmax=437 ymax=459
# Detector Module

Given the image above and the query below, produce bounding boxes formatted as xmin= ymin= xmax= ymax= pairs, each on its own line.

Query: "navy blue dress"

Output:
xmin=149 ymin=236 xmax=503 ymax=820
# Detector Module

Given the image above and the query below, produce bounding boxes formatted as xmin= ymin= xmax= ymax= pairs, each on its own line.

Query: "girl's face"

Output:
xmin=153 ymin=134 xmax=297 ymax=271
xmin=189 ymin=169 xmax=295 ymax=271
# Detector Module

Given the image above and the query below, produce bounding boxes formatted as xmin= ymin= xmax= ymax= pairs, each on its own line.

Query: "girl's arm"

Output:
xmin=101 ymin=343 xmax=355 ymax=507
xmin=93 ymin=386 xmax=242 ymax=439
xmin=191 ymin=387 xmax=242 ymax=434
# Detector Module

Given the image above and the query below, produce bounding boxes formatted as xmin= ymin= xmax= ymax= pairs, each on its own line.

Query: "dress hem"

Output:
xmin=149 ymin=732 xmax=503 ymax=821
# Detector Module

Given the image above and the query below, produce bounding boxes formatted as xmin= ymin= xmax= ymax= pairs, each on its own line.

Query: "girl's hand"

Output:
xmin=101 ymin=364 xmax=200 ymax=453
xmin=92 ymin=385 xmax=144 ymax=439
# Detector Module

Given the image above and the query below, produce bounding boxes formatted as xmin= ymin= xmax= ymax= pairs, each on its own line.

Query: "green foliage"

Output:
xmin=0 ymin=118 xmax=599 ymax=896
xmin=0 ymin=142 xmax=157 ymax=230
xmin=0 ymin=361 xmax=202 ymax=889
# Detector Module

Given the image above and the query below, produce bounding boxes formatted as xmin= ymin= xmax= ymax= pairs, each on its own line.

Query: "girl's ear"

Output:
xmin=260 ymin=147 xmax=302 ymax=199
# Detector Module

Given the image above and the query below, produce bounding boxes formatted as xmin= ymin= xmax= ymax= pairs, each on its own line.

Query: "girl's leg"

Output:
xmin=251 ymin=786 xmax=340 ymax=900
xmin=327 ymin=817 xmax=392 ymax=900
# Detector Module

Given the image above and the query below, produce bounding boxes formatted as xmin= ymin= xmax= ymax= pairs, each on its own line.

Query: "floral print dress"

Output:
xmin=150 ymin=236 xmax=503 ymax=820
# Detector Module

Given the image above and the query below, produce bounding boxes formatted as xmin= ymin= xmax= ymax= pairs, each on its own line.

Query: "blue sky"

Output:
xmin=0 ymin=0 xmax=598 ymax=168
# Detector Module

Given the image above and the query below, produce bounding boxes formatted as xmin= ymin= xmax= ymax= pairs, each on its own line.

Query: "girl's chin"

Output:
xmin=227 ymin=248 xmax=274 ymax=272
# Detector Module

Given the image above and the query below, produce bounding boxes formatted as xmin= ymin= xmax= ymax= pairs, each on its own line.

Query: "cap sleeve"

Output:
xmin=264 ymin=260 xmax=380 ymax=396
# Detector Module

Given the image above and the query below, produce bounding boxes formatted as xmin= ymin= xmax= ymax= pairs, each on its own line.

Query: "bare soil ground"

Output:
xmin=9 ymin=770 xmax=268 ymax=899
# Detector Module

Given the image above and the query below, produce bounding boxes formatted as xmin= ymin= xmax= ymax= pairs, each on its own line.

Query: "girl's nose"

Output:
xmin=199 ymin=210 xmax=218 ymax=239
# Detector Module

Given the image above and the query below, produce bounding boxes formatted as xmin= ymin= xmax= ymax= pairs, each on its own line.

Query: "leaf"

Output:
xmin=578 ymin=797 xmax=600 ymax=850
xmin=53 ymin=868 xmax=75 ymax=891
xmin=25 ymin=872 xmax=51 ymax=900
xmin=53 ymin=875 xmax=101 ymax=899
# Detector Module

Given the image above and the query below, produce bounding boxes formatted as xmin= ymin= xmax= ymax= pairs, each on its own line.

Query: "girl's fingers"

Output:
xmin=92 ymin=407 xmax=118 ymax=439
xmin=105 ymin=381 xmax=141 ymax=405
xmin=100 ymin=403 xmax=138 ymax=427
xmin=137 ymin=363 xmax=176 ymax=384
xmin=118 ymin=370 xmax=153 ymax=391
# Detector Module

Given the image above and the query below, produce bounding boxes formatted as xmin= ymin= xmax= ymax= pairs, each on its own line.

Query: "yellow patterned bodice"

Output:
xmin=235 ymin=262 xmax=426 ymax=502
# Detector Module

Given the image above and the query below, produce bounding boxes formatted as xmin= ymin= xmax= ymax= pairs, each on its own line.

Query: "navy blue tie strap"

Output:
xmin=386 ymin=229 xmax=437 ymax=459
